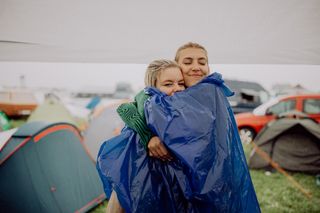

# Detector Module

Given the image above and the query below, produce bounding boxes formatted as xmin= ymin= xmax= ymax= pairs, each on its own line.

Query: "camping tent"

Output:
xmin=248 ymin=117 xmax=320 ymax=174
xmin=0 ymin=121 xmax=105 ymax=212
xmin=27 ymin=94 xmax=85 ymax=130
xmin=0 ymin=128 xmax=17 ymax=151
xmin=83 ymin=104 xmax=124 ymax=159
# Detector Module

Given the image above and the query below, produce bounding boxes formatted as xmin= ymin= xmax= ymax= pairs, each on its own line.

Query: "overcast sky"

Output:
xmin=1 ymin=62 xmax=319 ymax=93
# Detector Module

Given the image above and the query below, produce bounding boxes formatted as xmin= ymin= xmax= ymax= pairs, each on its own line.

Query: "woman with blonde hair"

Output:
xmin=99 ymin=59 xmax=185 ymax=213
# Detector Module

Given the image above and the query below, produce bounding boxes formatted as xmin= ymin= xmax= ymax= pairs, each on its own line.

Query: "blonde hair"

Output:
xmin=144 ymin=59 xmax=180 ymax=87
xmin=174 ymin=42 xmax=208 ymax=62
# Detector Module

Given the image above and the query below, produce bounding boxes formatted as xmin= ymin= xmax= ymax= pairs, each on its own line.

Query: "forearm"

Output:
xmin=117 ymin=91 xmax=154 ymax=149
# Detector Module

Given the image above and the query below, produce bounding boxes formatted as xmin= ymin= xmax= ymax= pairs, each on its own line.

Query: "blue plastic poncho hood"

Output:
xmin=97 ymin=73 xmax=260 ymax=213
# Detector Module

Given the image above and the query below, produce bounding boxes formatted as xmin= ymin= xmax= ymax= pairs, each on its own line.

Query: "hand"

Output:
xmin=148 ymin=136 xmax=173 ymax=161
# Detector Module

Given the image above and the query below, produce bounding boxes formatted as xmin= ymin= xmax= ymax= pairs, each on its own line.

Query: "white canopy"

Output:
xmin=1 ymin=0 xmax=319 ymax=64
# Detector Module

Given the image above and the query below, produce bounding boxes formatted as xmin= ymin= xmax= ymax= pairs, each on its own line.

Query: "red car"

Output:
xmin=235 ymin=94 xmax=320 ymax=144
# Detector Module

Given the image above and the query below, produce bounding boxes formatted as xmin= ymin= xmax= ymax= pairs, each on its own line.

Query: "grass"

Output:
xmin=90 ymin=201 xmax=108 ymax=213
xmin=244 ymin=144 xmax=320 ymax=213
xmin=250 ymin=170 xmax=320 ymax=213
xmin=90 ymin=143 xmax=320 ymax=213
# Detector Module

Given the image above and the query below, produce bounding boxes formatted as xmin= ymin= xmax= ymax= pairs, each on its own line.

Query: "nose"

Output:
xmin=191 ymin=65 xmax=201 ymax=72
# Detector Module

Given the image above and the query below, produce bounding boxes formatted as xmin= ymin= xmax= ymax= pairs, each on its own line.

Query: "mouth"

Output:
xmin=190 ymin=74 xmax=203 ymax=77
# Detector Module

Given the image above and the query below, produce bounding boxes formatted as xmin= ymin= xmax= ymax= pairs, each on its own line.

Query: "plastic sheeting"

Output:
xmin=97 ymin=73 xmax=260 ymax=212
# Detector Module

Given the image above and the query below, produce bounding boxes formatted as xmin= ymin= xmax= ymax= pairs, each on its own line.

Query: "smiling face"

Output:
xmin=156 ymin=67 xmax=185 ymax=96
xmin=176 ymin=47 xmax=210 ymax=87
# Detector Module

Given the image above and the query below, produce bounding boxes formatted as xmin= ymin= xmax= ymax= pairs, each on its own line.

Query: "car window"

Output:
xmin=253 ymin=97 xmax=280 ymax=115
xmin=267 ymin=99 xmax=296 ymax=115
xmin=303 ymin=99 xmax=320 ymax=114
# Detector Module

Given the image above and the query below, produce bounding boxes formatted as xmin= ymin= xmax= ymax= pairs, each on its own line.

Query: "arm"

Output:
xmin=117 ymin=90 xmax=153 ymax=149
xmin=117 ymin=90 xmax=172 ymax=161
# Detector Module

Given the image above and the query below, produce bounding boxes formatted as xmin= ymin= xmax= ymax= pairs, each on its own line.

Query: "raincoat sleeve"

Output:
xmin=117 ymin=90 xmax=154 ymax=149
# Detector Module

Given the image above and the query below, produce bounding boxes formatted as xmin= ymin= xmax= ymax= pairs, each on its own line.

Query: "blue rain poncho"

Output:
xmin=97 ymin=73 xmax=260 ymax=213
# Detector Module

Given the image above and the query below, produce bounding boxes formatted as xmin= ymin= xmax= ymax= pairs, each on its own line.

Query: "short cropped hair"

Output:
xmin=174 ymin=42 xmax=208 ymax=62
xmin=144 ymin=59 xmax=180 ymax=87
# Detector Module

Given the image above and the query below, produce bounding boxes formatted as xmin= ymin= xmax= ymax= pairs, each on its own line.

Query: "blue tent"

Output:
xmin=0 ymin=121 xmax=105 ymax=212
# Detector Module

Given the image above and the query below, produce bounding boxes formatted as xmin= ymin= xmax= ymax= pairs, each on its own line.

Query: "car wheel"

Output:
xmin=239 ymin=127 xmax=255 ymax=144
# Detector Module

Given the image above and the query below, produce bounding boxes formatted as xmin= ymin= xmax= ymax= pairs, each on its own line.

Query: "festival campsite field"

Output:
xmin=91 ymin=143 xmax=320 ymax=213
xmin=8 ymin=120 xmax=320 ymax=212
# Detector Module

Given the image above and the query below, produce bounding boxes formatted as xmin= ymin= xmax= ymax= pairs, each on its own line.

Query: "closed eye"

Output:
xmin=198 ymin=58 xmax=207 ymax=65
xmin=178 ymin=81 xmax=185 ymax=86
xmin=182 ymin=58 xmax=192 ymax=65
xmin=163 ymin=82 xmax=174 ymax=87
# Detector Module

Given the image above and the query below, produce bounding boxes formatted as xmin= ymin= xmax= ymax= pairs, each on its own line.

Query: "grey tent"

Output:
xmin=248 ymin=117 xmax=320 ymax=174
xmin=83 ymin=104 xmax=124 ymax=160
xmin=0 ymin=121 xmax=105 ymax=212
